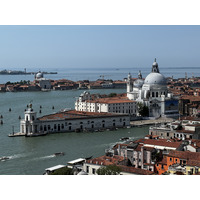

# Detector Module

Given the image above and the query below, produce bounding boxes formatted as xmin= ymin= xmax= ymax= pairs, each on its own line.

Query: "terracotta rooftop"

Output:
xmin=38 ymin=110 xmax=128 ymax=121
xmin=86 ymin=96 xmax=135 ymax=104
xmin=138 ymin=139 xmax=182 ymax=149
xmin=86 ymin=155 xmax=125 ymax=166
xmin=119 ymin=165 xmax=155 ymax=175
xmin=112 ymin=143 xmax=129 ymax=150
xmin=168 ymin=150 xmax=200 ymax=161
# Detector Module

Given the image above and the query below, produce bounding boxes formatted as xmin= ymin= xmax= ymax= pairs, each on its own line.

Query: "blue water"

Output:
xmin=0 ymin=66 xmax=198 ymax=175
xmin=0 ymin=66 xmax=199 ymax=83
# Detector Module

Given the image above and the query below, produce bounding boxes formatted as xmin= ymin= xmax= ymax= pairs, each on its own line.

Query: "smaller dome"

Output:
xmin=36 ymin=72 xmax=43 ymax=79
xmin=134 ymin=79 xmax=144 ymax=88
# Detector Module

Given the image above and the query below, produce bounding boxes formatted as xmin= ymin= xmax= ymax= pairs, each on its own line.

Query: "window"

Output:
xmin=86 ymin=166 xmax=89 ymax=173
xmin=170 ymin=157 xmax=172 ymax=162
xmin=152 ymin=92 xmax=155 ymax=97
xmin=156 ymin=92 xmax=158 ymax=97
xmin=167 ymin=132 xmax=169 ymax=137
xmin=61 ymin=124 xmax=64 ymax=129
xmin=92 ymin=168 xmax=96 ymax=174
xmin=54 ymin=124 xmax=57 ymax=130
xmin=161 ymin=165 xmax=164 ymax=170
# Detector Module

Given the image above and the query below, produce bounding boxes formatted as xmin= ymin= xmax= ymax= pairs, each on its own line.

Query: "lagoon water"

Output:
xmin=0 ymin=66 xmax=200 ymax=83
xmin=0 ymin=88 xmax=149 ymax=175
xmin=0 ymin=66 xmax=197 ymax=175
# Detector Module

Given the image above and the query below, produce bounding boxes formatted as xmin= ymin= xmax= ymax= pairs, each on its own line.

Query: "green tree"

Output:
xmin=96 ymin=165 xmax=121 ymax=175
xmin=108 ymin=93 xmax=117 ymax=97
xmin=137 ymin=102 xmax=149 ymax=117
xmin=50 ymin=167 xmax=73 ymax=175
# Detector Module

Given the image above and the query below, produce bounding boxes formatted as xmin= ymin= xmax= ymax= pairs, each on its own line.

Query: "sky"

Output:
xmin=0 ymin=25 xmax=200 ymax=70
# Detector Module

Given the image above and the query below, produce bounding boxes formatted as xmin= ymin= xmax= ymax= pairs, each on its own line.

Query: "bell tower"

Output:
xmin=127 ymin=73 xmax=133 ymax=93
xmin=24 ymin=104 xmax=37 ymax=122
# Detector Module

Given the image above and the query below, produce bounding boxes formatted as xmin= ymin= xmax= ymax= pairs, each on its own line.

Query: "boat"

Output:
xmin=25 ymin=132 xmax=48 ymax=137
xmin=120 ymin=137 xmax=130 ymax=141
xmin=0 ymin=156 xmax=9 ymax=161
xmin=85 ymin=156 xmax=93 ymax=160
xmin=54 ymin=152 xmax=65 ymax=156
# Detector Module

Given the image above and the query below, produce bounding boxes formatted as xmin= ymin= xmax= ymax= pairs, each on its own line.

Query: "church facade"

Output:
xmin=127 ymin=59 xmax=179 ymax=118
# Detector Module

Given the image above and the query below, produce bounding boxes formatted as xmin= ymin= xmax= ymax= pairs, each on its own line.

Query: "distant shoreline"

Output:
xmin=0 ymin=72 xmax=57 ymax=75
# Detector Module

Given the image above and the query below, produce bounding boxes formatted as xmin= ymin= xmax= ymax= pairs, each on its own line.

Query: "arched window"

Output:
xmin=152 ymin=92 xmax=155 ymax=97
xmin=156 ymin=92 xmax=158 ymax=97
xmin=32 ymin=116 xmax=35 ymax=121
xmin=26 ymin=116 xmax=28 ymax=121
xmin=54 ymin=124 xmax=57 ymax=130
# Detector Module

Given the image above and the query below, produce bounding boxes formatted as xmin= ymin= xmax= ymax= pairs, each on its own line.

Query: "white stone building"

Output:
xmin=75 ymin=91 xmax=137 ymax=116
xmin=19 ymin=105 xmax=130 ymax=136
xmin=34 ymin=71 xmax=51 ymax=91
xmin=75 ymin=59 xmax=179 ymax=119
xmin=127 ymin=59 xmax=179 ymax=118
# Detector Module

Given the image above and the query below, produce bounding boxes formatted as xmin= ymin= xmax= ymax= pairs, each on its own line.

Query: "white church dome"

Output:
xmin=144 ymin=58 xmax=166 ymax=85
xmin=36 ymin=72 xmax=43 ymax=79
xmin=134 ymin=79 xmax=144 ymax=88
xmin=144 ymin=72 xmax=166 ymax=85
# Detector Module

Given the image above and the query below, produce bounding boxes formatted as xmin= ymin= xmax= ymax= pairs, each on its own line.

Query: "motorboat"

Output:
xmin=0 ymin=156 xmax=9 ymax=161
xmin=120 ymin=137 xmax=130 ymax=141
xmin=54 ymin=152 xmax=65 ymax=156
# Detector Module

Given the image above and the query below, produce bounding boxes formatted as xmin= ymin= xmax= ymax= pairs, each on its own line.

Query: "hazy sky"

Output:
xmin=0 ymin=25 xmax=200 ymax=70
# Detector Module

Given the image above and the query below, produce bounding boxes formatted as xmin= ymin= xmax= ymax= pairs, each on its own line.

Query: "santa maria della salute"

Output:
xmin=76 ymin=58 xmax=179 ymax=119
xmin=127 ymin=58 xmax=179 ymax=118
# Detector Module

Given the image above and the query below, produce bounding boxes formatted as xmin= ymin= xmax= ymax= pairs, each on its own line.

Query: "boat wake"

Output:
xmin=8 ymin=153 xmax=28 ymax=160
xmin=33 ymin=155 xmax=56 ymax=161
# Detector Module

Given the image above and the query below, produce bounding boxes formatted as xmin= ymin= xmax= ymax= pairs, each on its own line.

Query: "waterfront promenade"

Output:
xmin=130 ymin=117 xmax=174 ymax=126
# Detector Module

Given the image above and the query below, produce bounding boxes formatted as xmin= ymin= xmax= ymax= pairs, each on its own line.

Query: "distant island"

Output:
xmin=0 ymin=69 xmax=57 ymax=75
